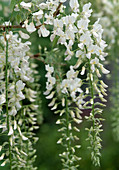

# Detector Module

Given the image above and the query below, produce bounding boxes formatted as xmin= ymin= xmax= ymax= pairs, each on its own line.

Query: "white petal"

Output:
xmin=22 ymin=135 xmax=28 ymax=141
xmin=51 ymin=104 xmax=57 ymax=110
xmin=46 ymin=91 xmax=55 ymax=99
xmin=80 ymin=66 xmax=85 ymax=75
xmin=100 ymin=65 xmax=110 ymax=74
xmin=57 ymin=138 xmax=62 ymax=144
xmin=1 ymin=160 xmax=6 ymax=166
xmin=48 ymin=98 xmax=56 ymax=107
xmin=20 ymin=1 xmax=31 ymax=10
xmin=40 ymin=25 xmax=50 ymax=37
xmin=0 ymin=153 xmax=5 ymax=160
xmin=100 ymin=80 xmax=108 ymax=88
xmin=26 ymin=22 xmax=36 ymax=34
xmin=8 ymin=126 xmax=13 ymax=136
xmin=19 ymin=31 xmax=30 ymax=39
xmin=56 ymin=120 xmax=61 ymax=124
xmin=0 ymin=146 xmax=2 ymax=152
xmin=73 ymin=118 xmax=82 ymax=124
xmin=14 ymin=120 xmax=17 ymax=130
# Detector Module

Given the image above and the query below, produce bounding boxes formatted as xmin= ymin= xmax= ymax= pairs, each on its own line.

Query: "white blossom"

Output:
xmin=8 ymin=126 xmax=13 ymax=136
xmin=82 ymin=3 xmax=92 ymax=18
xmin=38 ymin=25 xmax=50 ymax=37
xmin=1 ymin=160 xmax=7 ymax=167
xmin=0 ymin=153 xmax=5 ymax=161
xmin=16 ymin=80 xmax=25 ymax=92
xmin=24 ymin=21 xmax=36 ymax=34
xmin=77 ymin=19 xmax=89 ymax=33
xmin=20 ymin=1 xmax=32 ymax=10
xmin=0 ymin=94 xmax=5 ymax=105
xmin=69 ymin=0 xmax=79 ymax=12
xmin=19 ymin=31 xmax=30 ymax=39
xmin=32 ymin=10 xmax=43 ymax=20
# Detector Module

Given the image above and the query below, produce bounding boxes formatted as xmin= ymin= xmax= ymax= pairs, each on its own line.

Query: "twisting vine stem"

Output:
xmin=5 ymin=30 xmax=12 ymax=170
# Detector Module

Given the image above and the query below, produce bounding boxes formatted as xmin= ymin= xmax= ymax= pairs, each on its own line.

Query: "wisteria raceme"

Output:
xmin=42 ymin=0 xmax=110 ymax=168
xmin=0 ymin=30 xmax=39 ymax=169
xmin=95 ymin=0 xmax=119 ymax=143
xmin=44 ymin=64 xmax=83 ymax=169
xmin=84 ymin=0 xmax=119 ymax=143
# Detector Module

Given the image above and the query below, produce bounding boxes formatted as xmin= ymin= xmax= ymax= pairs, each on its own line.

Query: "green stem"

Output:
xmin=115 ymin=58 xmax=118 ymax=90
xmin=23 ymin=108 xmax=29 ymax=170
xmin=65 ymin=96 xmax=71 ymax=168
xmin=5 ymin=32 xmax=12 ymax=170
xmin=88 ymin=59 xmax=95 ymax=143
xmin=85 ymin=48 xmax=95 ymax=126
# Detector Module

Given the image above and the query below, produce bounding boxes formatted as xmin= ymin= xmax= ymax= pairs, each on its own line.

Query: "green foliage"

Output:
xmin=10 ymin=0 xmax=17 ymax=11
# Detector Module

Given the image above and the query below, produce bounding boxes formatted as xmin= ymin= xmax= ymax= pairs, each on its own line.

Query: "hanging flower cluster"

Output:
xmin=44 ymin=64 xmax=83 ymax=169
xmin=0 ymin=31 xmax=38 ymax=169
xmin=41 ymin=0 xmax=110 ymax=167
xmin=87 ymin=0 xmax=119 ymax=143
xmin=98 ymin=0 xmax=119 ymax=142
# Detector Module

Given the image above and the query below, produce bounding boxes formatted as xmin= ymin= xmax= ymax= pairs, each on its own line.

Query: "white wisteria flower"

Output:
xmin=82 ymin=2 xmax=93 ymax=18
xmin=19 ymin=31 xmax=30 ymax=39
xmin=69 ymin=0 xmax=79 ymax=12
xmin=32 ymin=10 xmax=43 ymax=20
xmin=0 ymin=94 xmax=5 ymax=105
xmin=44 ymin=65 xmax=56 ymax=96
xmin=77 ymin=19 xmax=90 ymax=33
xmin=20 ymin=1 xmax=32 ymax=10
xmin=16 ymin=80 xmax=25 ymax=92
xmin=38 ymin=25 xmax=50 ymax=37
xmin=24 ymin=20 xmax=36 ymax=34
xmin=0 ymin=30 xmax=39 ymax=168
xmin=8 ymin=126 xmax=14 ymax=136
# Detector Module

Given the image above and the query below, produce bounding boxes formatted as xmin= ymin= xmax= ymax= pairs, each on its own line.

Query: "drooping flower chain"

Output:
xmin=44 ymin=64 xmax=83 ymax=169
xmin=84 ymin=0 xmax=119 ymax=143
xmin=0 ymin=31 xmax=38 ymax=169
xmin=94 ymin=0 xmax=119 ymax=142
xmin=38 ymin=0 xmax=110 ymax=167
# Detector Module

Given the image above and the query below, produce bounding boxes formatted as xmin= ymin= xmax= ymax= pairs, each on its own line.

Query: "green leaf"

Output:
xmin=52 ymin=36 xmax=59 ymax=49
xmin=16 ymin=13 xmax=21 ymax=23
xmin=10 ymin=0 xmax=17 ymax=11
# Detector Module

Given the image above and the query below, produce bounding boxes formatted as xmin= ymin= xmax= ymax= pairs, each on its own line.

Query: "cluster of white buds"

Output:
xmin=86 ymin=0 xmax=119 ymax=143
xmin=44 ymin=64 xmax=83 ymax=169
xmin=93 ymin=0 xmax=119 ymax=143
xmin=61 ymin=66 xmax=84 ymax=106
xmin=44 ymin=64 xmax=56 ymax=96
xmin=72 ymin=2 xmax=109 ymax=166
xmin=0 ymin=30 xmax=38 ymax=169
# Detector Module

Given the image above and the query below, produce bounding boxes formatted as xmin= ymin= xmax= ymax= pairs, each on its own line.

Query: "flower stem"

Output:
xmin=5 ymin=31 xmax=12 ymax=170
xmin=88 ymin=60 xmax=95 ymax=129
xmin=65 ymin=96 xmax=72 ymax=168
xmin=88 ymin=59 xmax=96 ymax=155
